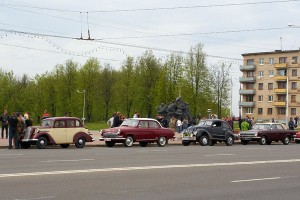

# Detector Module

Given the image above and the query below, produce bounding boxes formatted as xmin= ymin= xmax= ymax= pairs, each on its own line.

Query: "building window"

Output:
xmin=245 ymin=95 xmax=254 ymax=102
xmin=291 ymin=108 xmax=297 ymax=115
xmin=269 ymin=58 xmax=274 ymax=64
xmin=279 ymin=57 xmax=287 ymax=64
xmin=277 ymin=107 xmax=286 ymax=115
xmin=292 ymin=69 xmax=297 ymax=76
xmin=292 ymin=82 xmax=297 ymax=89
xmin=258 ymin=108 xmax=263 ymax=115
xmin=258 ymin=83 xmax=263 ymax=90
xmin=267 ymin=108 xmax=273 ymax=115
xmin=259 ymin=58 xmax=264 ymax=65
xmin=291 ymin=95 xmax=296 ymax=102
xmin=258 ymin=71 xmax=264 ymax=77
xmin=247 ymin=59 xmax=254 ymax=65
xmin=247 ymin=71 xmax=254 ymax=77
xmin=246 ymin=83 xmax=254 ymax=90
xmin=268 ymin=83 xmax=273 ymax=90
xmin=278 ymin=95 xmax=286 ymax=102
xmin=246 ymin=108 xmax=253 ymax=114
xmin=269 ymin=70 xmax=274 ymax=77
xmin=258 ymin=95 xmax=263 ymax=102
xmin=292 ymin=56 xmax=298 ymax=64
xmin=278 ymin=82 xmax=286 ymax=89
xmin=268 ymin=95 xmax=273 ymax=102
xmin=277 ymin=69 xmax=286 ymax=76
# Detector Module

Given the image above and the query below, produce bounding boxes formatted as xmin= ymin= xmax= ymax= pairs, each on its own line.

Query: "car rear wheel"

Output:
xmin=37 ymin=136 xmax=48 ymax=149
xmin=260 ymin=136 xmax=267 ymax=145
xmin=241 ymin=140 xmax=249 ymax=145
xmin=105 ymin=141 xmax=115 ymax=147
xmin=60 ymin=144 xmax=70 ymax=148
xmin=225 ymin=136 xmax=234 ymax=146
xmin=157 ymin=136 xmax=167 ymax=147
xmin=283 ymin=136 xmax=290 ymax=145
xmin=124 ymin=136 xmax=134 ymax=147
xmin=182 ymin=141 xmax=191 ymax=146
xmin=199 ymin=135 xmax=209 ymax=146
xmin=139 ymin=142 xmax=148 ymax=147
xmin=75 ymin=137 xmax=86 ymax=148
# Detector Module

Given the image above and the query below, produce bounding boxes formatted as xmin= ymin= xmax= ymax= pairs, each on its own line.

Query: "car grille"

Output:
xmin=23 ymin=127 xmax=32 ymax=140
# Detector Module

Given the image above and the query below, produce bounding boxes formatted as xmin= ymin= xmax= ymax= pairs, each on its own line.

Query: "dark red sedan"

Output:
xmin=99 ymin=118 xmax=175 ymax=147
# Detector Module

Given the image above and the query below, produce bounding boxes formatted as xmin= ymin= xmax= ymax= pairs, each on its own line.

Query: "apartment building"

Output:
xmin=239 ymin=49 xmax=300 ymax=123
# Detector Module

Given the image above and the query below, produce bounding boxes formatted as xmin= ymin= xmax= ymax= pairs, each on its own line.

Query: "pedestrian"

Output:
xmin=107 ymin=112 xmax=115 ymax=128
xmin=176 ymin=118 xmax=182 ymax=133
xmin=157 ymin=114 xmax=169 ymax=128
xmin=42 ymin=110 xmax=50 ymax=119
xmin=241 ymin=119 xmax=249 ymax=131
xmin=133 ymin=110 xmax=140 ymax=118
xmin=24 ymin=112 xmax=33 ymax=128
xmin=8 ymin=112 xmax=19 ymax=149
xmin=288 ymin=117 xmax=295 ymax=130
xmin=0 ymin=109 xmax=9 ymax=139
xmin=271 ymin=118 xmax=275 ymax=123
xmin=112 ymin=111 xmax=122 ymax=127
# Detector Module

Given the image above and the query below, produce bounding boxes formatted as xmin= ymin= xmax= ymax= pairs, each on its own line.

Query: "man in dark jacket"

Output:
xmin=8 ymin=112 xmax=19 ymax=149
xmin=0 ymin=110 xmax=9 ymax=139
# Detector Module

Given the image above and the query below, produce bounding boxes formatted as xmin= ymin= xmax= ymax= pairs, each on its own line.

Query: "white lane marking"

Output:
xmin=205 ymin=154 xmax=235 ymax=157
xmin=0 ymin=154 xmax=23 ymax=156
xmin=15 ymin=196 xmax=55 ymax=200
xmin=39 ymin=159 xmax=94 ymax=163
xmin=1 ymin=159 xmax=300 ymax=178
xmin=232 ymin=177 xmax=281 ymax=183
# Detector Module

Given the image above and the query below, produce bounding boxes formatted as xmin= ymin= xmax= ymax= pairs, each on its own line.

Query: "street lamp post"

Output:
xmin=77 ymin=90 xmax=86 ymax=125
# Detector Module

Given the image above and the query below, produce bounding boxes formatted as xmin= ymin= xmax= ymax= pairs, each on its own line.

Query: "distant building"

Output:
xmin=239 ymin=49 xmax=300 ymax=123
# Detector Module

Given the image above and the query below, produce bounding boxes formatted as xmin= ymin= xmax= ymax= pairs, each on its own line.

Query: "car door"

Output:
xmin=135 ymin=120 xmax=151 ymax=141
xmin=211 ymin=121 xmax=225 ymax=139
xmin=149 ymin=120 xmax=162 ymax=141
xmin=66 ymin=119 xmax=76 ymax=143
xmin=275 ymin=124 xmax=286 ymax=141
xmin=53 ymin=119 xmax=67 ymax=144
xmin=266 ymin=124 xmax=277 ymax=141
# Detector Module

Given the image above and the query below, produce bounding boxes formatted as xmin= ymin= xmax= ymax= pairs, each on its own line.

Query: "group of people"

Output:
xmin=239 ymin=116 xmax=255 ymax=131
xmin=1 ymin=110 xmax=33 ymax=149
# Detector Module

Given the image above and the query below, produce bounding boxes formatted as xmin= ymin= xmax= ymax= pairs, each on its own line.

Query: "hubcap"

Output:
xmin=202 ymin=137 xmax=208 ymax=145
xmin=285 ymin=137 xmax=289 ymax=143
xmin=160 ymin=137 xmax=166 ymax=145
xmin=40 ymin=140 xmax=45 ymax=145
xmin=228 ymin=137 xmax=233 ymax=144
xmin=262 ymin=137 xmax=266 ymax=144
xmin=78 ymin=139 xmax=83 ymax=144
xmin=126 ymin=138 xmax=133 ymax=146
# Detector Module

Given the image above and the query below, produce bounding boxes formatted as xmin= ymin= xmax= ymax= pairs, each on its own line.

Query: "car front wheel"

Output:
xmin=157 ymin=136 xmax=167 ymax=147
xmin=199 ymin=135 xmax=209 ymax=146
xmin=75 ymin=137 xmax=86 ymax=148
xmin=283 ymin=136 xmax=290 ymax=145
xmin=37 ymin=137 xmax=48 ymax=149
xmin=260 ymin=136 xmax=267 ymax=145
xmin=124 ymin=136 xmax=134 ymax=147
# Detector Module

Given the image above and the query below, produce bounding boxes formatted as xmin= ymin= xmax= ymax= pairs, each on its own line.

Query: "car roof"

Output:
xmin=128 ymin=118 xmax=157 ymax=121
xmin=254 ymin=123 xmax=283 ymax=125
xmin=43 ymin=117 xmax=81 ymax=120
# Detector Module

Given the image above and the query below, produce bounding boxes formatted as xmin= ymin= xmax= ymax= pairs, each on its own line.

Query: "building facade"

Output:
xmin=240 ymin=50 xmax=300 ymax=124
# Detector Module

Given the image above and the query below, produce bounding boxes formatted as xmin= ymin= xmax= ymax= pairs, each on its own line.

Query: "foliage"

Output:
xmin=0 ymin=43 xmax=231 ymax=123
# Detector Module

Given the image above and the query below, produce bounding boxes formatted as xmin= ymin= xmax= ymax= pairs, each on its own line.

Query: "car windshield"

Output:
xmin=120 ymin=119 xmax=139 ymax=127
xmin=252 ymin=124 xmax=271 ymax=130
xmin=41 ymin=119 xmax=54 ymax=127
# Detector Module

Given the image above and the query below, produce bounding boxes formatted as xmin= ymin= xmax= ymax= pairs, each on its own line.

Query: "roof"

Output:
xmin=241 ymin=49 xmax=300 ymax=57
xmin=42 ymin=117 xmax=81 ymax=120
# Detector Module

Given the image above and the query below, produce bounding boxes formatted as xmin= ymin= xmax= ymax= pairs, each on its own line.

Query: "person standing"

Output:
xmin=112 ymin=111 xmax=121 ymax=127
xmin=0 ymin=110 xmax=9 ymax=139
xmin=176 ymin=118 xmax=182 ymax=133
xmin=288 ymin=117 xmax=295 ymax=130
xmin=241 ymin=119 xmax=249 ymax=131
xmin=8 ymin=112 xmax=19 ymax=149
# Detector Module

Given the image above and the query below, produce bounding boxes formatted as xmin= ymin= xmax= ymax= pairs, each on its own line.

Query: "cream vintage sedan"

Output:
xmin=21 ymin=117 xmax=94 ymax=149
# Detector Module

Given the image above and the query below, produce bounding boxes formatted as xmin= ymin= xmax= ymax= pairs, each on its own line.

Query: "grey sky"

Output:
xmin=1 ymin=0 xmax=300 ymax=116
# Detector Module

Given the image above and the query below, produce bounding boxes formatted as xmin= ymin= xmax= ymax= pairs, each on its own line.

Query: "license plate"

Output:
xmin=182 ymin=137 xmax=189 ymax=140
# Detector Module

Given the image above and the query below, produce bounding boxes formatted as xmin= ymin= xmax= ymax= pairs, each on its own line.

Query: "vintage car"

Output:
xmin=99 ymin=118 xmax=175 ymax=147
xmin=21 ymin=117 xmax=94 ymax=149
xmin=181 ymin=119 xmax=235 ymax=146
xmin=292 ymin=131 xmax=300 ymax=144
xmin=239 ymin=123 xmax=296 ymax=145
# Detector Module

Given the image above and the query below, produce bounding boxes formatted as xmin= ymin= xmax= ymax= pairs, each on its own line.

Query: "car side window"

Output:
xmin=276 ymin=124 xmax=284 ymax=130
xmin=54 ymin=120 xmax=65 ymax=128
xmin=271 ymin=124 xmax=276 ymax=130
xmin=149 ymin=121 xmax=159 ymax=128
xmin=213 ymin=121 xmax=221 ymax=127
xmin=222 ymin=122 xmax=230 ymax=129
xmin=139 ymin=121 xmax=149 ymax=128
xmin=75 ymin=120 xmax=81 ymax=127
xmin=67 ymin=120 xmax=75 ymax=128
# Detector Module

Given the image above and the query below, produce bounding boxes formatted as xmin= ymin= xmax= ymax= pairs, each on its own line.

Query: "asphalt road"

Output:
xmin=1 ymin=142 xmax=300 ymax=200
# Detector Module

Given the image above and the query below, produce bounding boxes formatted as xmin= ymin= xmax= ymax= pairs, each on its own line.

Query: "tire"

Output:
xmin=241 ymin=140 xmax=249 ymax=145
xmin=199 ymin=135 xmax=209 ymax=146
xmin=139 ymin=142 xmax=148 ymax=147
xmin=105 ymin=141 xmax=115 ymax=147
xmin=182 ymin=141 xmax=191 ymax=146
xmin=75 ymin=137 xmax=86 ymax=148
xmin=259 ymin=136 xmax=267 ymax=145
xmin=225 ymin=136 xmax=234 ymax=146
xmin=37 ymin=136 xmax=48 ymax=149
xmin=124 ymin=136 xmax=134 ymax=147
xmin=283 ymin=136 xmax=290 ymax=145
xmin=157 ymin=136 xmax=167 ymax=147
xmin=209 ymin=140 xmax=217 ymax=146
xmin=60 ymin=144 xmax=70 ymax=148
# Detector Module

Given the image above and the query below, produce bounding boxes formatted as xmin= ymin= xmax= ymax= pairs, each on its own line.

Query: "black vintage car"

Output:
xmin=181 ymin=119 xmax=235 ymax=146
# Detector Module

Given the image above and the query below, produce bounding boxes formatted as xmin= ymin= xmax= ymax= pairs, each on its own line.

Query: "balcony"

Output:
xmin=274 ymin=101 xmax=286 ymax=107
xmin=239 ymin=89 xmax=256 ymax=95
xmin=240 ymin=65 xmax=256 ymax=71
xmin=239 ymin=77 xmax=256 ymax=83
xmin=274 ymin=75 xmax=287 ymax=81
xmin=274 ymin=63 xmax=287 ymax=68
xmin=274 ymin=88 xmax=287 ymax=93
xmin=238 ymin=102 xmax=255 ymax=107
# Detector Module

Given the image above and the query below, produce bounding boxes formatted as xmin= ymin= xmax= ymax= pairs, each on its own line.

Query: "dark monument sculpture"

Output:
xmin=157 ymin=97 xmax=192 ymax=122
